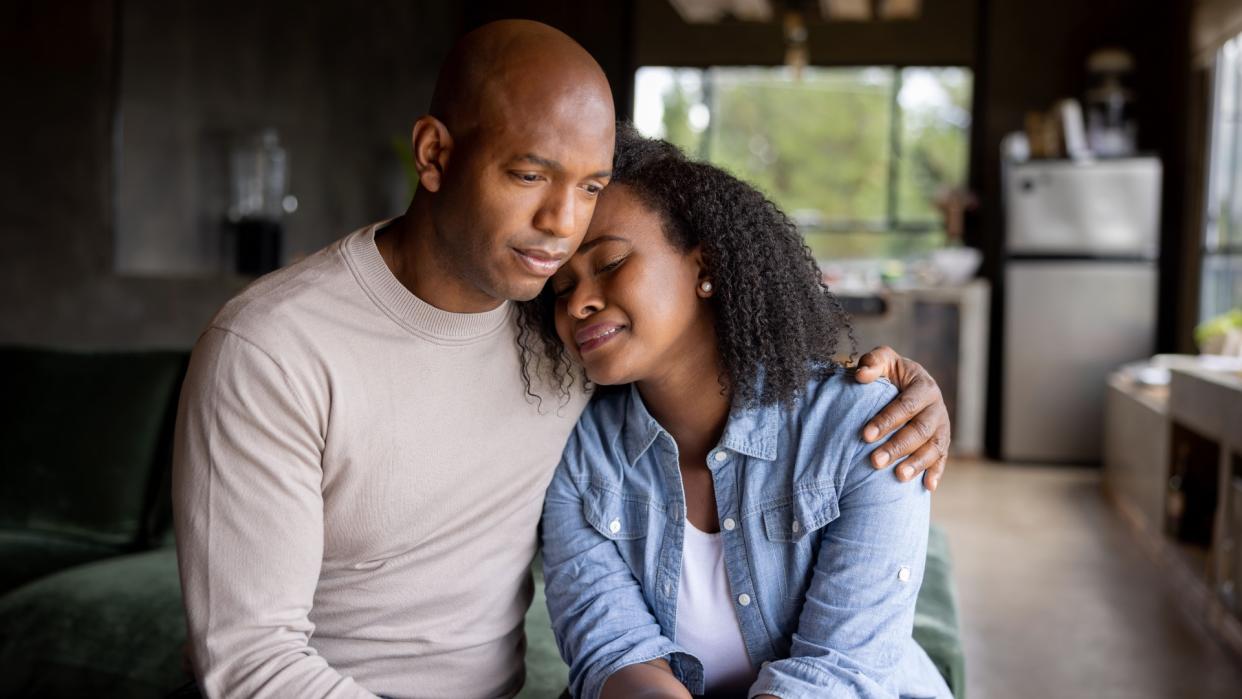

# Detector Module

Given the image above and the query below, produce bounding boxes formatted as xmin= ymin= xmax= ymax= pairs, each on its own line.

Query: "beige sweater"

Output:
xmin=172 ymin=223 xmax=587 ymax=698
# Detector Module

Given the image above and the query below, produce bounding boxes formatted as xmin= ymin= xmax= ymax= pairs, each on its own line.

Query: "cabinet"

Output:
xmin=1105 ymin=366 xmax=1242 ymax=653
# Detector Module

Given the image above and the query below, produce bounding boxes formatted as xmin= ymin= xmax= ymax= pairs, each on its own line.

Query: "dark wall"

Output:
xmin=0 ymin=1 xmax=459 ymax=349
xmin=0 ymin=1 xmax=637 ymax=349
xmin=1 ymin=2 xmax=231 ymax=349
xmin=114 ymin=0 xmax=459 ymax=276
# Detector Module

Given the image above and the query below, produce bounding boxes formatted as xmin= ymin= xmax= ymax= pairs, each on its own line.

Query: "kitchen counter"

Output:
xmin=837 ymin=280 xmax=990 ymax=456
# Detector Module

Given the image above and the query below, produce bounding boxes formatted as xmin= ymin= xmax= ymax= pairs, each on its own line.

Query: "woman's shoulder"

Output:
xmin=796 ymin=365 xmax=898 ymax=426
xmin=767 ymin=367 xmax=898 ymax=481
xmin=558 ymin=386 xmax=630 ymax=475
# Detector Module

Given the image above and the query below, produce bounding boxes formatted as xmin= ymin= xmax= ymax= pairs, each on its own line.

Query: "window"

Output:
xmin=1201 ymin=35 xmax=1242 ymax=324
xmin=633 ymin=66 xmax=973 ymax=260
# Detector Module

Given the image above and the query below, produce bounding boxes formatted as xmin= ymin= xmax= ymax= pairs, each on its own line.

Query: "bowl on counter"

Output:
xmin=929 ymin=247 xmax=983 ymax=285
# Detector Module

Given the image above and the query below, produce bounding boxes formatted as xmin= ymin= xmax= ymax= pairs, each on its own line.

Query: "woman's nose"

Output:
xmin=568 ymin=281 xmax=604 ymax=319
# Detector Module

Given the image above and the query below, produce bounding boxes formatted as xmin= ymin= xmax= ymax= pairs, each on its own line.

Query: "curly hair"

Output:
xmin=515 ymin=122 xmax=855 ymax=408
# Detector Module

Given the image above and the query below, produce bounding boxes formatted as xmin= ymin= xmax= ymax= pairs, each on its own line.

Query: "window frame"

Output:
xmin=1200 ymin=34 xmax=1242 ymax=323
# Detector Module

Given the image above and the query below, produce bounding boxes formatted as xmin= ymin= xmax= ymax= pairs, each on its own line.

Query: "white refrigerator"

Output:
xmin=1001 ymin=157 xmax=1161 ymax=463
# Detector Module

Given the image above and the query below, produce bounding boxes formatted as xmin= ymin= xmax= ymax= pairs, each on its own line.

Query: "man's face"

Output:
xmin=430 ymin=98 xmax=614 ymax=303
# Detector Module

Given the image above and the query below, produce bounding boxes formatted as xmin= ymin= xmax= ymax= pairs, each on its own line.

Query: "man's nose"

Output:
xmin=534 ymin=187 xmax=577 ymax=239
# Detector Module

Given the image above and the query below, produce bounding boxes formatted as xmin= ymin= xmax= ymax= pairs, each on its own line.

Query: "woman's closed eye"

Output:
xmin=598 ymin=256 xmax=626 ymax=274
xmin=551 ymin=257 xmax=624 ymax=298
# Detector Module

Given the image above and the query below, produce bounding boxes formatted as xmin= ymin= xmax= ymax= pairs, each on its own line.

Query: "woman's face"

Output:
xmin=550 ymin=184 xmax=715 ymax=387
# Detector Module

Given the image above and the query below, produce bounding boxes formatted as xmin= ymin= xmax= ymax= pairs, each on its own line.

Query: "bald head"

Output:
xmin=429 ymin=20 xmax=614 ymax=141
xmin=393 ymin=20 xmax=616 ymax=311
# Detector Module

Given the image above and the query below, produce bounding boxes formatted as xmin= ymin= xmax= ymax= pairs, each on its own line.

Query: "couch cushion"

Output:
xmin=0 ymin=347 xmax=187 ymax=553
xmin=519 ymin=562 xmax=569 ymax=698
xmin=0 ymin=530 xmax=124 ymax=595
xmin=914 ymin=525 xmax=966 ymax=698
xmin=0 ymin=548 xmax=189 ymax=698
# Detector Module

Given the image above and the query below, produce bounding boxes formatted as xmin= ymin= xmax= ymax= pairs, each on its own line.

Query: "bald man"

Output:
xmin=172 ymin=20 xmax=951 ymax=699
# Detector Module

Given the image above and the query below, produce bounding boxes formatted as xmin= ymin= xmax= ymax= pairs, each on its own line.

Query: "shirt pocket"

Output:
xmin=760 ymin=479 xmax=840 ymax=602
xmin=581 ymin=484 xmax=657 ymax=585
xmin=582 ymin=484 xmax=653 ymax=540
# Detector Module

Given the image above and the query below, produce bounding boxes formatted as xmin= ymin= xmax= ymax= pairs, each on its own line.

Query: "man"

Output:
xmin=172 ymin=19 xmax=951 ymax=699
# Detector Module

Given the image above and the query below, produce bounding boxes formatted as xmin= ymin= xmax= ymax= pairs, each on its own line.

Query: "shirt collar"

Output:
xmin=617 ymin=383 xmax=780 ymax=466
xmin=619 ymin=384 xmax=664 ymax=467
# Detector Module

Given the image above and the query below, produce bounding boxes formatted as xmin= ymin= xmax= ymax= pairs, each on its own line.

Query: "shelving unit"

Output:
xmin=1105 ymin=366 xmax=1242 ymax=657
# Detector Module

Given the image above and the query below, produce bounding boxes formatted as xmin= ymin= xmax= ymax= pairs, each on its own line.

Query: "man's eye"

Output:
xmin=513 ymin=173 xmax=542 ymax=183
xmin=583 ymin=183 xmax=603 ymax=196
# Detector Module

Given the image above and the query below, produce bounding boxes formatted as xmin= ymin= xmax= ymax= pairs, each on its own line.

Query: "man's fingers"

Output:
xmin=872 ymin=410 xmax=940 ymax=469
xmin=885 ymin=433 xmax=947 ymax=485
xmin=924 ymin=452 xmax=948 ymax=491
xmin=853 ymin=346 xmax=898 ymax=384
xmin=863 ymin=376 xmax=935 ymax=443
xmin=854 ymin=364 xmax=881 ymax=383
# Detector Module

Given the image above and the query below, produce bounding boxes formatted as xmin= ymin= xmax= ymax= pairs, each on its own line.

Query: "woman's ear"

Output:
xmin=411 ymin=116 xmax=453 ymax=193
xmin=690 ymin=246 xmax=714 ymax=298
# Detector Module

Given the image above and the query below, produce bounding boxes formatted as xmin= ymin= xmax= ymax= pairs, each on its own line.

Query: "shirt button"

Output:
xmin=713 ymin=451 xmax=727 ymax=462
xmin=791 ymin=520 xmax=801 ymax=533
xmin=722 ymin=518 xmax=736 ymax=531
xmin=898 ymin=566 xmax=911 ymax=582
xmin=609 ymin=519 xmax=621 ymax=534
xmin=737 ymin=593 xmax=751 ymax=607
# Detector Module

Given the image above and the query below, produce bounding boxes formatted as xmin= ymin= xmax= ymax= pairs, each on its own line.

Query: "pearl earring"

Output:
xmin=699 ymin=280 xmax=713 ymax=294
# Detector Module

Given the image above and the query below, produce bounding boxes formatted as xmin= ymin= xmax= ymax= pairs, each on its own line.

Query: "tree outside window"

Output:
xmin=633 ymin=66 xmax=973 ymax=261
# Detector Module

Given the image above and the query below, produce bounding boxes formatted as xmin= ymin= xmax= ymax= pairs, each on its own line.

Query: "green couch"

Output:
xmin=0 ymin=347 xmax=964 ymax=698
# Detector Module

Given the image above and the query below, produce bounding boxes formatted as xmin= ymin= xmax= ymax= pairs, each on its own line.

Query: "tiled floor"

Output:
xmin=933 ymin=459 xmax=1242 ymax=699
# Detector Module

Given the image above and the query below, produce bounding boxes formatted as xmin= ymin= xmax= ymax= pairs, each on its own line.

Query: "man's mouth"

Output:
xmin=575 ymin=323 xmax=626 ymax=353
xmin=513 ymin=248 xmax=567 ymax=276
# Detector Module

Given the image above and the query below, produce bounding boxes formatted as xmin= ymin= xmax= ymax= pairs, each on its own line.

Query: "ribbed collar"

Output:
xmin=342 ymin=221 xmax=512 ymax=344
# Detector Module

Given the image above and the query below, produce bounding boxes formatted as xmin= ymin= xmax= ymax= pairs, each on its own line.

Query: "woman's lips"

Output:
xmin=512 ymin=248 xmax=566 ymax=276
xmin=575 ymin=323 xmax=626 ymax=354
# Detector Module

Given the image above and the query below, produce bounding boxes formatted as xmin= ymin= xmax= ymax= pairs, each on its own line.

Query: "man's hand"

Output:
xmin=852 ymin=346 xmax=951 ymax=491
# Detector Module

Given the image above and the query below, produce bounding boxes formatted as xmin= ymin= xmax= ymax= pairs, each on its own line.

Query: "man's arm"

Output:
xmin=172 ymin=327 xmax=375 ymax=699
xmin=852 ymin=346 xmax=952 ymax=491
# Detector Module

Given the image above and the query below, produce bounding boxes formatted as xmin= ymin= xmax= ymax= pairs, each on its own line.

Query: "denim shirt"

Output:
xmin=540 ymin=369 xmax=951 ymax=699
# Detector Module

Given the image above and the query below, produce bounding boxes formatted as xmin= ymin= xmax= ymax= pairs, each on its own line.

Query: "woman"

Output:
xmin=519 ymin=126 xmax=952 ymax=699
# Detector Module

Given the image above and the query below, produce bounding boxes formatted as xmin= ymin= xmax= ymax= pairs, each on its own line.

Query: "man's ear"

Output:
xmin=411 ymin=115 xmax=453 ymax=193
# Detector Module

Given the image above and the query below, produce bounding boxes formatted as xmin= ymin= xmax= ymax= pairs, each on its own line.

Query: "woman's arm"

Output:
xmin=541 ymin=433 xmax=698 ymax=699
xmin=600 ymin=659 xmax=692 ymax=699
xmin=748 ymin=387 xmax=933 ymax=699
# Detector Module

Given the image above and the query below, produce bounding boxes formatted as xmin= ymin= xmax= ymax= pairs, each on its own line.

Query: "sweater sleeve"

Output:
xmin=172 ymin=327 xmax=376 ymax=699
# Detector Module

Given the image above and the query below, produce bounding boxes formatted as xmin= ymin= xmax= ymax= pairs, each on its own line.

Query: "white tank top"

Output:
xmin=675 ymin=520 xmax=755 ymax=694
